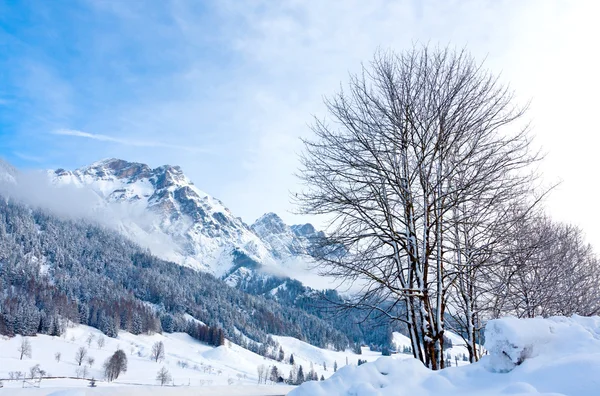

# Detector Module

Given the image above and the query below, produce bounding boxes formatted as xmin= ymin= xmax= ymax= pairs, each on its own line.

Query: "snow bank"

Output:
xmin=484 ymin=315 xmax=600 ymax=372
xmin=290 ymin=315 xmax=600 ymax=396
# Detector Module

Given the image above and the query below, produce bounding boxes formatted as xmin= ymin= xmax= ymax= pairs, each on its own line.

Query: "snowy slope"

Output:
xmin=0 ymin=324 xmax=385 ymax=394
xmin=50 ymin=159 xmax=276 ymax=276
xmin=290 ymin=315 xmax=600 ymax=396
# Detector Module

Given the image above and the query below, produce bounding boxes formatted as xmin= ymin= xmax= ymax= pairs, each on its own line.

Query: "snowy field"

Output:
xmin=291 ymin=315 xmax=600 ymax=396
xmin=5 ymin=316 xmax=595 ymax=395
xmin=0 ymin=325 xmax=383 ymax=395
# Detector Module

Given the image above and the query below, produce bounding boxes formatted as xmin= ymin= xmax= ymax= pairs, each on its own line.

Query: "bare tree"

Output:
xmin=87 ymin=356 xmax=95 ymax=368
xmin=18 ymin=337 xmax=32 ymax=360
xmin=96 ymin=336 xmax=105 ymax=349
xmin=156 ymin=366 xmax=172 ymax=386
xmin=297 ymin=45 xmax=540 ymax=369
xmin=104 ymin=349 xmax=127 ymax=382
xmin=490 ymin=214 xmax=600 ymax=319
xmin=86 ymin=333 xmax=95 ymax=348
xmin=256 ymin=364 xmax=266 ymax=384
xmin=75 ymin=347 xmax=88 ymax=366
xmin=150 ymin=341 xmax=165 ymax=362
xmin=29 ymin=364 xmax=41 ymax=379
xmin=54 ymin=352 xmax=61 ymax=363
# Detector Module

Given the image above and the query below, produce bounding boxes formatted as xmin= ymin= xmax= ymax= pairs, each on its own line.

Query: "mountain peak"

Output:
xmin=253 ymin=212 xmax=287 ymax=234
xmin=291 ymin=223 xmax=317 ymax=237
xmin=251 ymin=213 xmax=322 ymax=260
xmin=51 ymin=158 xmax=272 ymax=275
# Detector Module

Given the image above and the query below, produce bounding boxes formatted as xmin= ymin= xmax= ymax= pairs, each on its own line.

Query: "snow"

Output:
xmin=274 ymin=335 xmax=390 ymax=372
xmin=0 ymin=325 xmax=278 ymax=391
xmin=290 ymin=315 xmax=600 ymax=396
xmin=391 ymin=332 xmax=412 ymax=351
xmin=0 ymin=324 xmax=378 ymax=394
xmin=391 ymin=331 xmax=473 ymax=366
xmin=4 ymin=385 xmax=293 ymax=395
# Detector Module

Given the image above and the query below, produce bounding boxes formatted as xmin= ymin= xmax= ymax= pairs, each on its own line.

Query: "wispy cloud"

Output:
xmin=13 ymin=151 xmax=45 ymax=163
xmin=53 ymin=129 xmax=210 ymax=153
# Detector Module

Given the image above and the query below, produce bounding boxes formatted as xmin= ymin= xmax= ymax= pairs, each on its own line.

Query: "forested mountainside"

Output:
xmin=230 ymin=269 xmax=397 ymax=350
xmin=0 ymin=196 xmax=350 ymax=355
xmin=0 ymin=158 xmax=399 ymax=352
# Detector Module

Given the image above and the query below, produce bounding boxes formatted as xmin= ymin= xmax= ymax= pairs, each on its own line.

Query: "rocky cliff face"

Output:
xmin=251 ymin=212 xmax=324 ymax=260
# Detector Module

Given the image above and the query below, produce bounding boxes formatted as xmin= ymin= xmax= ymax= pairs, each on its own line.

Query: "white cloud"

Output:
xmin=53 ymin=129 xmax=210 ymax=153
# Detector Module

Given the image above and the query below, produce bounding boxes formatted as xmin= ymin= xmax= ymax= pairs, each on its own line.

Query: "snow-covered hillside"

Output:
xmin=0 ymin=324 xmax=384 ymax=394
xmin=291 ymin=315 xmax=600 ymax=396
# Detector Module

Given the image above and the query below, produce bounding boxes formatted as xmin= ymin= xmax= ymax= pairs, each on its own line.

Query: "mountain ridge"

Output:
xmin=46 ymin=158 xmax=319 ymax=279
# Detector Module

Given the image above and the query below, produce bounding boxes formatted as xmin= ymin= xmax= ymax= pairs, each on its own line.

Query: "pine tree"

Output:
xmin=269 ymin=365 xmax=279 ymax=383
xmin=296 ymin=365 xmax=305 ymax=384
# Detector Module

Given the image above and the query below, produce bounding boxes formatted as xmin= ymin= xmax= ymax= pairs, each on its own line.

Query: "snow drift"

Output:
xmin=290 ymin=315 xmax=600 ymax=396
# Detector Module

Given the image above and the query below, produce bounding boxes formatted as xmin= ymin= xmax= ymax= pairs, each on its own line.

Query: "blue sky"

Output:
xmin=1 ymin=0 xmax=599 ymax=243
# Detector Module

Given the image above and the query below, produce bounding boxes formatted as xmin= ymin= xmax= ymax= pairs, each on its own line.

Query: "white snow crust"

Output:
xmin=290 ymin=315 xmax=600 ymax=396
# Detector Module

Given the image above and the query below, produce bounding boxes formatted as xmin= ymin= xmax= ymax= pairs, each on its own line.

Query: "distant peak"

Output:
xmin=290 ymin=223 xmax=317 ymax=237
xmin=155 ymin=164 xmax=183 ymax=174
xmin=89 ymin=157 xmax=121 ymax=167
xmin=252 ymin=212 xmax=288 ymax=236
xmin=256 ymin=212 xmax=283 ymax=223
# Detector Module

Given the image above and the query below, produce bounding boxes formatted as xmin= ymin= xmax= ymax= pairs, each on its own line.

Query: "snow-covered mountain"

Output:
xmin=48 ymin=158 xmax=319 ymax=278
xmin=251 ymin=212 xmax=324 ymax=260
xmin=49 ymin=158 xmax=278 ymax=275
